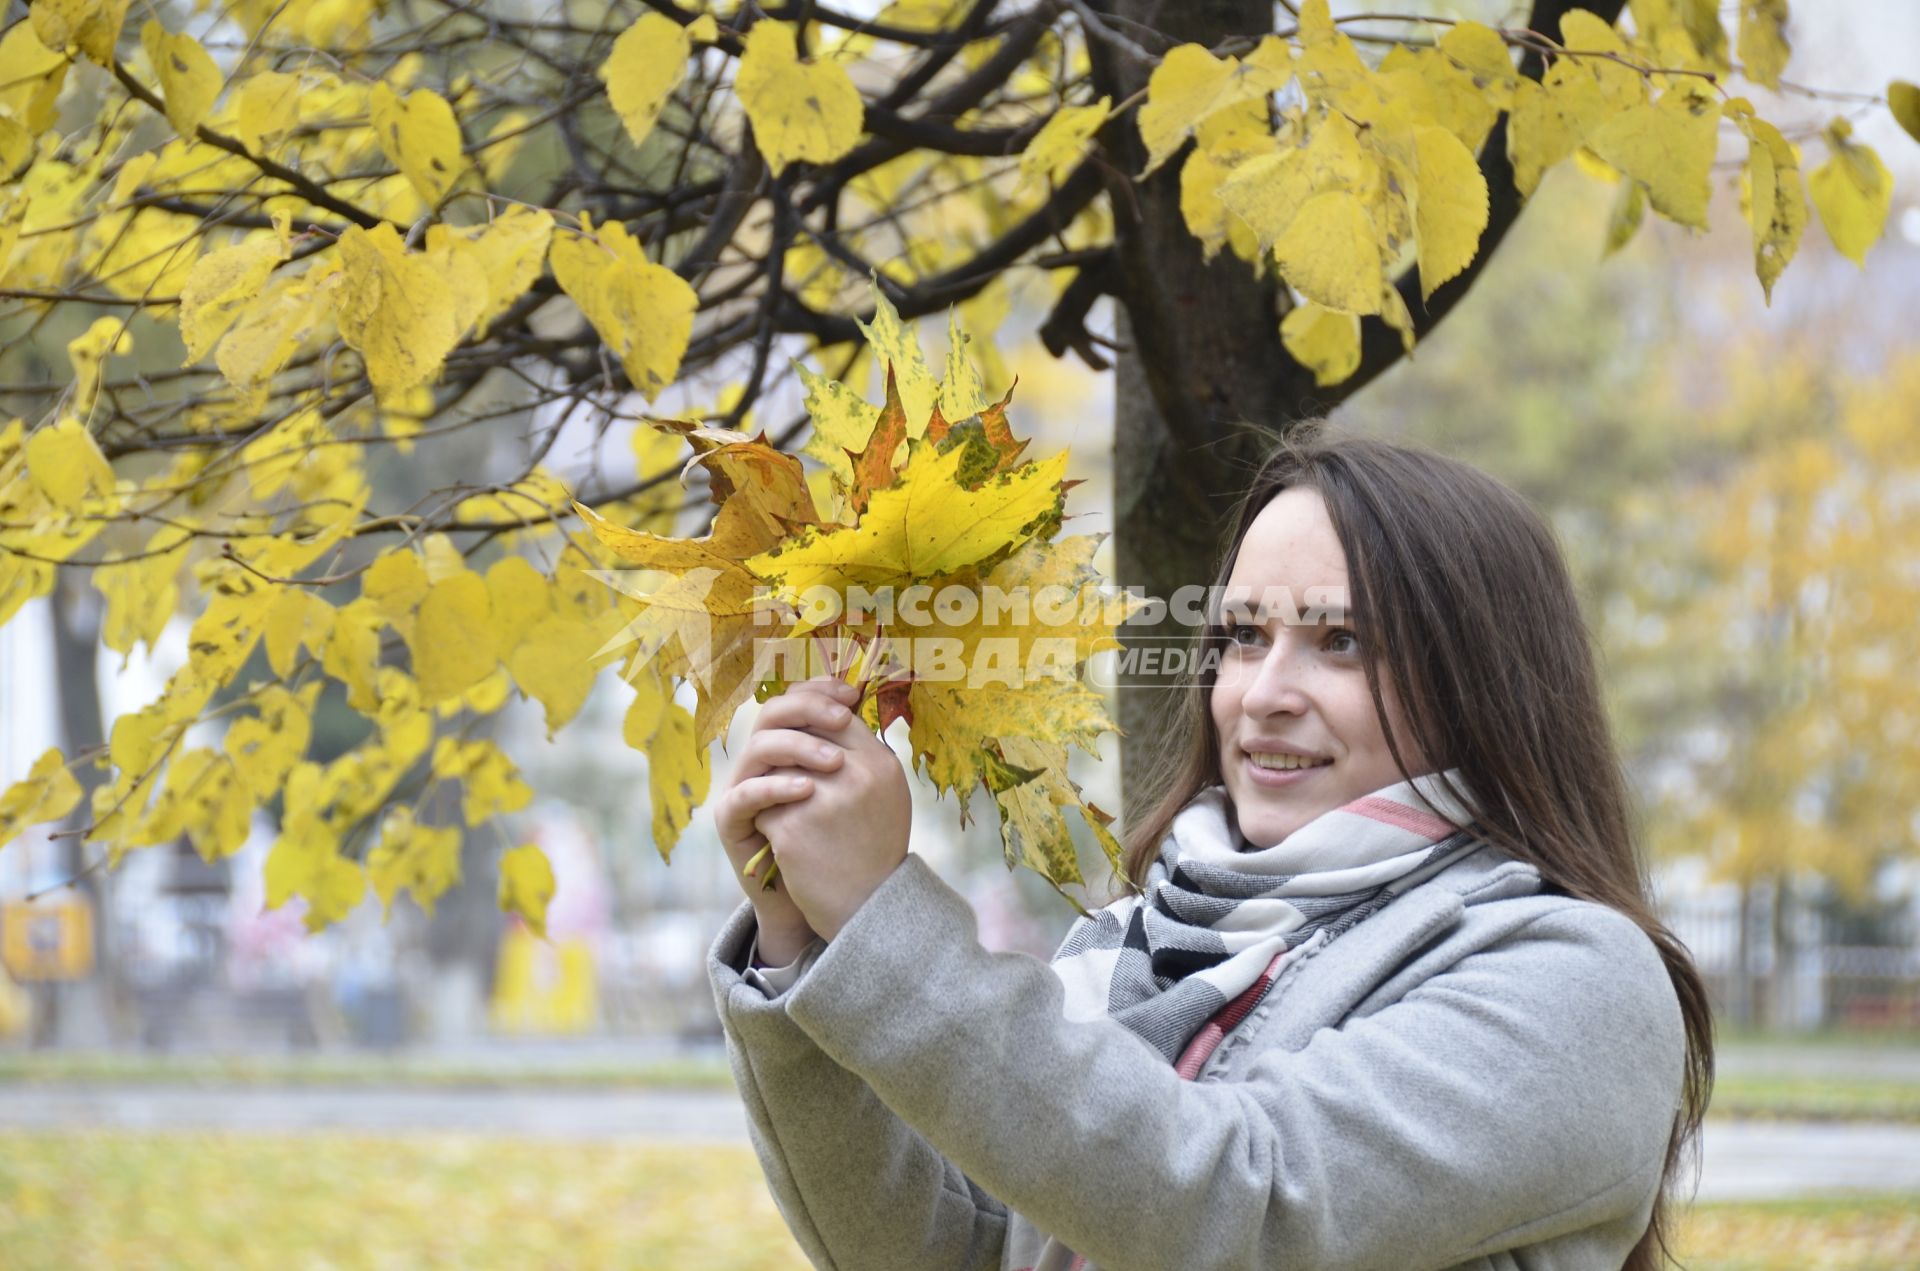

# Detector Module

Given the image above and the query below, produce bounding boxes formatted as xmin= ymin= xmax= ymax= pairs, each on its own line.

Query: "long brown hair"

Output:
xmin=1120 ymin=423 xmax=1712 ymax=1271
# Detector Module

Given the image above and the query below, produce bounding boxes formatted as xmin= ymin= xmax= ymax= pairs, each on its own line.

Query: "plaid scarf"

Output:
xmin=1048 ymin=769 xmax=1483 ymax=1066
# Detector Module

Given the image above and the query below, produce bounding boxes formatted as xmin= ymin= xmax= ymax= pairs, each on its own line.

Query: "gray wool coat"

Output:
xmin=705 ymin=841 xmax=1689 ymax=1271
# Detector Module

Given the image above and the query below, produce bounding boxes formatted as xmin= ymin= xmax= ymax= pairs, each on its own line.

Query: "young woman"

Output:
xmin=707 ymin=427 xmax=1714 ymax=1271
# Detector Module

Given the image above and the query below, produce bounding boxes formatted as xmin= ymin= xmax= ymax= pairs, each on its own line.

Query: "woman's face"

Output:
xmin=1209 ymin=486 xmax=1427 ymax=848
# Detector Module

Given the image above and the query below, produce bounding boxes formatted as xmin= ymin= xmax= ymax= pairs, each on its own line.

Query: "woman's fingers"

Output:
xmin=754 ymin=678 xmax=859 ymax=739
xmin=715 ymin=769 xmax=815 ymax=851
xmin=736 ymin=727 xmax=847 ymax=782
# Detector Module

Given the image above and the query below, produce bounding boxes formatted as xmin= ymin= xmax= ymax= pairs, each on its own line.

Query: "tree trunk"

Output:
xmin=44 ymin=571 xmax=119 ymax=1046
xmin=1089 ymin=0 xmax=1311 ymax=822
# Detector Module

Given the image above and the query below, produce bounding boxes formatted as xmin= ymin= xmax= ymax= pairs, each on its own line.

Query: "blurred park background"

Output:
xmin=5 ymin=0 xmax=1920 ymax=1266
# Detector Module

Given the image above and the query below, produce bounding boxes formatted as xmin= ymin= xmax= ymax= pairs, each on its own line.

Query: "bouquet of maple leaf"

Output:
xmin=576 ymin=347 xmax=1139 ymax=909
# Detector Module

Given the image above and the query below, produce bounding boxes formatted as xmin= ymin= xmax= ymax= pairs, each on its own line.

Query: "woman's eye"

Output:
xmin=1223 ymin=622 xmax=1265 ymax=647
xmin=1326 ymin=627 xmax=1361 ymax=654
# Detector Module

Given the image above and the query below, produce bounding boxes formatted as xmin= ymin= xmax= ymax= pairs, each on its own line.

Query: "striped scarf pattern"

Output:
xmin=1048 ymin=769 xmax=1483 ymax=1066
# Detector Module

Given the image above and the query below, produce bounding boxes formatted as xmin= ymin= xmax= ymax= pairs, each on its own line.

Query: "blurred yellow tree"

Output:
xmin=0 ymin=0 xmax=1914 ymax=928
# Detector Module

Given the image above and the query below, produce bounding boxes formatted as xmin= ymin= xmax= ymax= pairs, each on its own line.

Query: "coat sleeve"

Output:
xmin=707 ymin=897 xmax=1009 ymax=1271
xmin=778 ymin=853 xmax=1688 ymax=1271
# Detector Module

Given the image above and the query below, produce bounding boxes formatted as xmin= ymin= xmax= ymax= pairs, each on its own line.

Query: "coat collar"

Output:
xmin=1250 ymin=843 xmax=1544 ymax=1051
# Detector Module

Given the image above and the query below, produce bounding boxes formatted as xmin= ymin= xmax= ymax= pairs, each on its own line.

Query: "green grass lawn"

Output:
xmin=1709 ymin=1073 xmax=1920 ymax=1124
xmin=1 ymin=1133 xmax=1916 ymax=1269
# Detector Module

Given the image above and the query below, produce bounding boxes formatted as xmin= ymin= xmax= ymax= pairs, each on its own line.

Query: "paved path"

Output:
xmin=5 ymin=1085 xmax=1920 ymax=1201
xmin=0 ymin=1085 xmax=748 ymax=1145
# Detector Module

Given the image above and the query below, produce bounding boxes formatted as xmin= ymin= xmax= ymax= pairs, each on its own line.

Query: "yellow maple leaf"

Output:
xmin=734 ymin=19 xmax=864 ymax=176
xmin=748 ymin=441 xmax=1068 ymax=604
xmin=431 ymin=737 xmax=533 ymax=828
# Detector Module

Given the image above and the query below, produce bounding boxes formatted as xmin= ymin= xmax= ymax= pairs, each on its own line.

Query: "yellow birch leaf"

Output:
xmin=1137 ymin=41 xmax=1292 ymax=177
xmin=599 ymin=12 xmax=694 ymax=150
xmin=1605 ymin=178 xmax=1647 ymax=256
xmin=548 ymin=214 xmax=697 ymax=401
xmin=1808 ymin=119 xmax=1891 ymax=266
xmin=334 ymin=223 xmax=461 ymax=399
xmin=1737 ymin=1 xmax=1790 ymax=91
xmin=420 ymin=231 xmax=489 ymax=343
xmin=140 ymin=22 xmax=221 ymax=137
xmin=485 ymin=555 xmax=550 ymax=662
xmin=369 ymin=82 xmax=468 ymax=207
xmin=0 ymin=21 xmax=68 ymax=135
xmin=735 ymin=20 xmax=865 ymax=176
xmin=24 ymin=417 xmax=115 ymax=513
xmin=234 ymin=70 xmax=300 ymax=152
xmin=324 ymin=598 xmax=384 ymax=712
xmin=1280 ymin=301 xmax=1361 ymax=387
xmin=454 ymin=205 xmax=553 ymax=335
xmin=264 ymin=587 xmax=335 ymax=678
xmin=1217 ymin=114 xmax=1377 ymax=252
xmin=1585 ymin=83 xmax=1720 ymax=230
xmin=65 ymin=316 xmax=132 ymax=421
xmin=98 ymin=529 xmax=188 ymax=658
xmin=187 ymin=583 xmax=274 ymax=684
xmin=32 ymin=0 xmax=130 ymax=65
xmin=508 ymin=614 xmax=601 ymax=735
xmin=412 ymin=568 xmax=495 ymax=702
xmin=143 ymin=749 xmax=253 ymax=862
xmin=1736 ymin=109 xmax=1806 ymax=301
xmin=0 ymin=748 xmax=83 ymax=850
xmin=412 ymin=570 xmax=496 ymax=703
xmin=224 ymin=683 xmax=315 ymax=798
xmin=179 ymin=233 xmax=287 ymax=364
xmin=1273 ymin=190 xmax=1384 ymax=315
xmin=431 ymin=737 xmax=532 ymax=827
xmin=498 ymin=843 xmax=555 ymax=937
xmin=368 ymin=806 xmax=462 ymax=916
xmin=1411 ymin=124 xmax=1489 ymax=299
xmin=1378 ymin=46 xmax=1500 ymax=155
xmin=1019 ymin=97 xmax=1108 ymax=188
xmin=363 ymin=548 xmax=428 ymax=631
xmin=1891 ymin=81 xmax=1920 ymax=145
xmin=1438 ymin=21 xmax=1519 ymax=110
xmin=216 ymin=272 xmax=332 ymax=411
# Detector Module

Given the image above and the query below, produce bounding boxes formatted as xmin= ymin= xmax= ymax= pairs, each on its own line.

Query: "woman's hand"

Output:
xmin=712 ymin=678 xmax=857 ymax=961
xmin=751 ymin=675 xmax=914 ymax=941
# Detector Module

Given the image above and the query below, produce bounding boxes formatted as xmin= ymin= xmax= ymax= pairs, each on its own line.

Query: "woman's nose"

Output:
xmin=1239 ymin=636 xmax=1311 ymax=717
